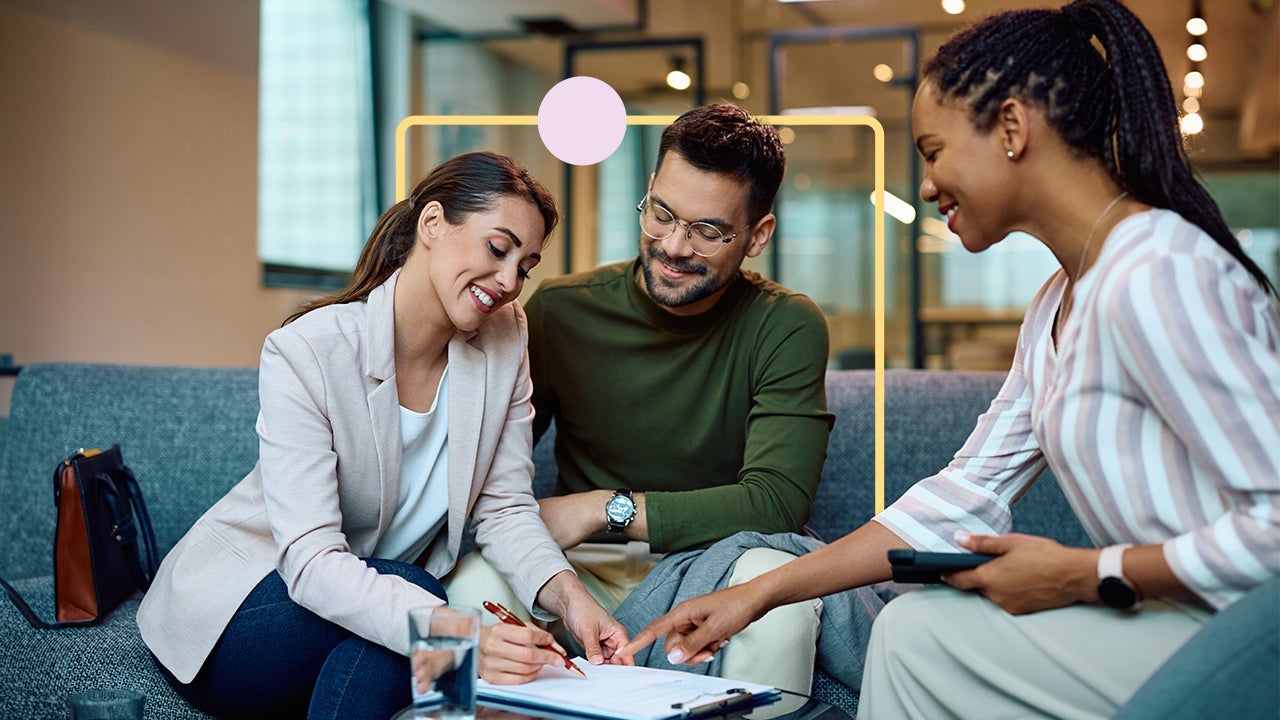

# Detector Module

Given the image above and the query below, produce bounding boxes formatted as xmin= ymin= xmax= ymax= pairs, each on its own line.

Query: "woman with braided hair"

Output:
xmin=621 ymin=1 xmax=1279 ymax=717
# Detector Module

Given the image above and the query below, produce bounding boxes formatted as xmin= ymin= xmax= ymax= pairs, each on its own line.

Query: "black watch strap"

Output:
xmin=605 ymin=489 xmax=635 ymax=534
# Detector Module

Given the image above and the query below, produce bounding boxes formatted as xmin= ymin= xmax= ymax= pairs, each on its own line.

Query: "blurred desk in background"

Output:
xmin=919 ymin=307 xmax=1025 ymax=370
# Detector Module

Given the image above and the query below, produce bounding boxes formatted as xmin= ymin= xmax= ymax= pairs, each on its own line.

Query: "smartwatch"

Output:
xmin=1097 ymin=544 xmax=1140 ymax=610
xmin=604 ymin=489 xmax=636 ymax=534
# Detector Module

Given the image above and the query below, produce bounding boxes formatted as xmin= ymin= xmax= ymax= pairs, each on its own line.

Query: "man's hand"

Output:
xmin=618 ymin=582 xmax=763 ymax=666
xmin=945 ymin=531 xmax=1098 ymax=615
xmin=537 ymin=570 xmax=632 ymax=666
xmin=539 ymin=490 xmax=649 ymax=549
xmin=537 ymin=492 xmax=610 ymax=549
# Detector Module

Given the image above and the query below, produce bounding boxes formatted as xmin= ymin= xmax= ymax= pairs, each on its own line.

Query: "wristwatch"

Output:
xmin=1097 ymin=544 xmax=1140 ymax=610
xmin=604 ymin=489 xmax=636 ymax=534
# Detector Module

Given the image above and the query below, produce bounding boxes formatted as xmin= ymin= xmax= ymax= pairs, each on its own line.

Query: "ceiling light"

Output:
xmin=873 ymin=64 xmax=894 ymax=83
xmin=781 ymin=105 xmax=877 ymax=117
xmin=666 ymin=57 xmax=691 ymax=91
xmin=941 ymin=0 xmax=966 ymax=15
xmin=1184 ymin=70 xmax=1204 ymax=89
xmin=872 ymin=191 xmax=917 ymax=224
xmin=732 ymin=81 xmax=751 ymax=100
xmin=1180 ymin=112 xmax=1204 ymax=135
xmin=1183 ymin=83 xmax=1202 ymax=98
xmin=1187 ymin=43 xmax=1207 ymax=62
xmin=1186 ymin=17 xmax=1207 ymax=35
xmin=1182 ymin=96 xmax=1200 ymax=114
xmin=778 ymin=127 xmax=797 ymax=144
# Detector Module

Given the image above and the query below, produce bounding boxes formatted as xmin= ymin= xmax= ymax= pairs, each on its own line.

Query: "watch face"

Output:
xmin=606 ymin=495 xmax=634 ymax=524
xmin=1098 ymin=577 xmax=1137 ymax=609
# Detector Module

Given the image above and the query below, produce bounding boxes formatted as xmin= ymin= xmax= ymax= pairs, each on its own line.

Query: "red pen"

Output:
xmin=483 ymin=600 xmax=587 ymax=678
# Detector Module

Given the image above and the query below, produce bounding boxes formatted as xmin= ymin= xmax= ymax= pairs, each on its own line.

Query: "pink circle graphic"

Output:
xmin=538 ymin=77 xmax=627 ymax=166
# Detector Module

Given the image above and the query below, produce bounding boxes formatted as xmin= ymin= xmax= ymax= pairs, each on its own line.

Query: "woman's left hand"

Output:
xmin=535 ymin=570 xmax=633 ymax=667
xmin=560 ymin=595 xmax=633 ymax=667
xmin=945 ymin=532 xmax=1098 ymax=615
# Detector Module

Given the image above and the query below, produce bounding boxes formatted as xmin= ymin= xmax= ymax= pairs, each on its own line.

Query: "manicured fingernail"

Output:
xmin=667 ymin=649 xmax=685 ymax=664
xmin=719 ymin=640 xmax=730 ymax=648
xmin=954 ymin=530 xmax=971 ymax=543
xmin=701 ymin=655 xmax=714 ymax=664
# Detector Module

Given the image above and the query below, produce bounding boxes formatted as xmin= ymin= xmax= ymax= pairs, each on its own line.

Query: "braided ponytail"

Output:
xmin=1066 ymin=0 xmax=1274 ymax=295
xmin=923 ymin=0 xmax=1275 ymax=296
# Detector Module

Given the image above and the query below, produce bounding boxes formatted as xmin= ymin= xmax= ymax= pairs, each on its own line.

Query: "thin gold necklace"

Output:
xmin=1056 ymin=190 xmax=1129 ymax=342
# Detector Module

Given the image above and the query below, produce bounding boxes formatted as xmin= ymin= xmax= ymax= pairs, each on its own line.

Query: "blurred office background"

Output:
xmin=2 ymin=0 xmax=1277 ymax=415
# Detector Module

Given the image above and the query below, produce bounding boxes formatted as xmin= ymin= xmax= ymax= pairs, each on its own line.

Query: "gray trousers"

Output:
xmin=858 ymin=586 xmax=1209 ymax=720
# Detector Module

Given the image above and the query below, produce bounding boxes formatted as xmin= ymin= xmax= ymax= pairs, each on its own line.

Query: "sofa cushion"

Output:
xmin=0 ymin=364 xmax=260 ymax=581
xmin=811 ymin=370 xmax=1088 ymax=547
xmin=0 ymin=576 xmax=210 ymax=719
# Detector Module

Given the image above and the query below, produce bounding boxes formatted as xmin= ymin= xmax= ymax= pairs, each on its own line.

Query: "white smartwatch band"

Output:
xmin=1097 ymin=543 xmax=1132 ymax=581
xmin=1096 ymin=543 xmax=1142 ymax=609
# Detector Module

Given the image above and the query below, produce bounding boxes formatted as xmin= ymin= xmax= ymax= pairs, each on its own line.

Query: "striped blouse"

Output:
xmin=876 ymin=209 xmax=1280 ymax=609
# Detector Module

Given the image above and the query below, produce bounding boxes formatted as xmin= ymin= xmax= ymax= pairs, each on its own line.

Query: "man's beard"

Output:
xmin=639 ymin=245 xmax=732 ymax=309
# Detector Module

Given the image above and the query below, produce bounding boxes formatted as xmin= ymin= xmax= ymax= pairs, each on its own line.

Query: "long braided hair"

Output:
xmin=285 ymin=152 xmax=558 ymax=324
xmin=922 ymin=0 xmax=1274 ymax=296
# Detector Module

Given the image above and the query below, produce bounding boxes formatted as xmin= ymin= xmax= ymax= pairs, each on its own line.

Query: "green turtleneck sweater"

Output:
xmin=525 ymin=259 xmax=834 ymax=553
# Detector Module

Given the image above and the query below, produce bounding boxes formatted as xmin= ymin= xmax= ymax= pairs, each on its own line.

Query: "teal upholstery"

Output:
xmin=1 ymin=364 xmax=1090 ymax=718
xmin=1 ymin=364 xmax=257 ymax=719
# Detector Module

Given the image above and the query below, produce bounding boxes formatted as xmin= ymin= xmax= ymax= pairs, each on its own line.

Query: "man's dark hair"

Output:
xmin=655 ymin=103 xmax=786 ymax=226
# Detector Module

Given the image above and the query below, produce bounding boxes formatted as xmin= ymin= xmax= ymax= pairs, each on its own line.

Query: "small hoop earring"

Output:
xmin=1007 ymin=150 xmax=1015 ymax=159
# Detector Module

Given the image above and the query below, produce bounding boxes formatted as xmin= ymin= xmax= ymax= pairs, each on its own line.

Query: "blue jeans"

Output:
xmin=154 ymin=558 xmax=446 ymax=720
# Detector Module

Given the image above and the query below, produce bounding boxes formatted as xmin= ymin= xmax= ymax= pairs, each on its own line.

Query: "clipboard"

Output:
xmin=476 ymin=660 xmax=781 ymax=720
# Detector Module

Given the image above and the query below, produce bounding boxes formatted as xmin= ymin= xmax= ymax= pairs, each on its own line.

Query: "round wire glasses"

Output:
xmin=636 ymin=196 xmax=739 ymax=258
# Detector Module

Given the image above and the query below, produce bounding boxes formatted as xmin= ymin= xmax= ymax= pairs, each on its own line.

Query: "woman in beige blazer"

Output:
xmin=137 ymin=152 xmax=627 ymax=719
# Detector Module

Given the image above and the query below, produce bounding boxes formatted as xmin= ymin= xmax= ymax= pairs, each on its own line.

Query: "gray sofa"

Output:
xmin=0 ymin=363 xmax=1091 ymax=719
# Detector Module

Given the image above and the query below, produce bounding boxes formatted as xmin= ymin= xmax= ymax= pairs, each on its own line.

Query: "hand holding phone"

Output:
xmin=888 ymin=549 xmax=997 ymax=584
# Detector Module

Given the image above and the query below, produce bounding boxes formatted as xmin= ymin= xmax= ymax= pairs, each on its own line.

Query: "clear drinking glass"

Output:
xmin=408 ymin=604 xmax=481 ymax=720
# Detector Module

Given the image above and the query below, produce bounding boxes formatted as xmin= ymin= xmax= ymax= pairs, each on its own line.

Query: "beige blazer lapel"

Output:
xmin=365 ymin=271 xmax=402 ymax=543
xmin=445 ymin=333 xmax=486 ymax=560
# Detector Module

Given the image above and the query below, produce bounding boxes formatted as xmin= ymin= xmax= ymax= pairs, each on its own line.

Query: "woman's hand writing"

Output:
xmin=477 ymin=622 xmax=575 ymax=685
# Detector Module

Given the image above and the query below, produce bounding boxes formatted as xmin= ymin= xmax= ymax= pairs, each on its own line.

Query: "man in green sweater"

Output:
xmin=446 ymin=104 xmax=834 ymax=692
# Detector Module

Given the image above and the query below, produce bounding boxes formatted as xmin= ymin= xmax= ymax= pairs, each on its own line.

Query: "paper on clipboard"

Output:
xmin=476 ymin=659 xmax=780 ymax=720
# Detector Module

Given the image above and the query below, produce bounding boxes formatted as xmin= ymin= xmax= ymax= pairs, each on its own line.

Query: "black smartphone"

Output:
xmin=888 ymin=549 xmax=997 ymax=584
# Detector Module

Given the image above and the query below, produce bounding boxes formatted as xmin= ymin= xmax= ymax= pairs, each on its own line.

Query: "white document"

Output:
xmin=477 ymin=659 xmax=780 ymax=720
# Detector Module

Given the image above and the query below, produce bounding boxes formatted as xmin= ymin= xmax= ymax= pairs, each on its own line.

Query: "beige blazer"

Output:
xmin=137 ymin=270 xmax=572 ymax=684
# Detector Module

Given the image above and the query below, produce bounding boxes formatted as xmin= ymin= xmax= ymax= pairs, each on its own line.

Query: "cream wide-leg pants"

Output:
xmin=444 ymin=542 xmax=823 ymax=693
xmin=857 ymin=586 xmax=1209 ymax=720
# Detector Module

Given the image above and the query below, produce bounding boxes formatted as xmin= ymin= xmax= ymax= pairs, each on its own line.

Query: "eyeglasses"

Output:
xmin=636 ymin=196 xmax=739 ymax=258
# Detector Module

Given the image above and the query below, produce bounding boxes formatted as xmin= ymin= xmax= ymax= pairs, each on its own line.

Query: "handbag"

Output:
xmin=0 ymin=445 xmax=159 ymax=628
